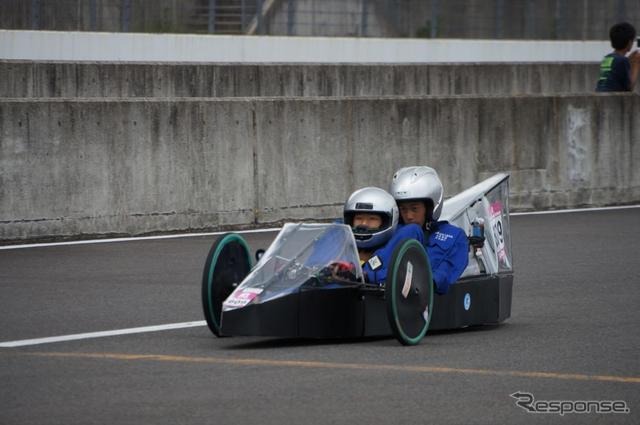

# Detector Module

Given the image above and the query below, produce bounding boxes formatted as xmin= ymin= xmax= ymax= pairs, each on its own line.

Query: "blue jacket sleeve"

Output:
xmin=428 ymin=224 xmax=469 ymax=295
xmin=363 ymin=224 xmax=424 ymax=285
xmin=431 ymin=225 xmax=469 ymax=294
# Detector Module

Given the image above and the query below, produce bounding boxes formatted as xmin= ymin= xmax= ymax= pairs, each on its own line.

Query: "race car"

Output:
xmin=201 ymin=173 xmax=513 ymax=345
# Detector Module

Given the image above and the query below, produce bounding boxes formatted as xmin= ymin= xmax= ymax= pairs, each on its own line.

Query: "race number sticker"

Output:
xmin=223 ymin=287 xmax=263 ymax=309
xmin=402 ymin=261 xmax=413 ymax=299
xmin=490 ymin=201 xmax=506 ymax=262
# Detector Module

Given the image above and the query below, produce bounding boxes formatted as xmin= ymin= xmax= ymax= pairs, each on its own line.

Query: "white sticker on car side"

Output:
xmin=401 ymin=261 xmax=413 ymax=298
xmin=490 ymin=202 xmax=507 ymax=262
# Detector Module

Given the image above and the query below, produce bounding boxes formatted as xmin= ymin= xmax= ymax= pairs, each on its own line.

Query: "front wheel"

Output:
xmin=385 ymin=239 xmax=433 ymax=345
xmin=201 ymin=233 xmax=253 ymax=336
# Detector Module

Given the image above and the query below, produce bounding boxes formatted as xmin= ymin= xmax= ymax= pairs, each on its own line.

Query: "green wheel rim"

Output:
xmin=201 ymin=233 xmax=253 ymax=336
xmin=388 ymin=239 xmax=433 ymax=345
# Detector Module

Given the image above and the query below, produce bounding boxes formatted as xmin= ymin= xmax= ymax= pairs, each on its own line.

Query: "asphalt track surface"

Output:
xmin=1 ymin=208 xmax=639 ymax=425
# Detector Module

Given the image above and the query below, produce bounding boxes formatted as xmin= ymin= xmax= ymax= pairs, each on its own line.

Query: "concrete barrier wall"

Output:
xmin=0 ymin=60 xmax=602 ymax=97
xmin=1 ymin=94 xmax=638 ymax=242
xmin=0 ymin=30 xmax=610 ymax=63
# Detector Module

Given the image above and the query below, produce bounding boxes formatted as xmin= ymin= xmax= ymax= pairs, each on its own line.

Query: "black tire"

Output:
xmin=385 ymin=238 xmax=433 ymax=345
xmin=201 ymin=233 xmax=253 ymax=337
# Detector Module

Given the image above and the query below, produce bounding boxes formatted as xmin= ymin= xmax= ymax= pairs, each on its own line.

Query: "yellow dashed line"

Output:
xmin=18 ymin=351 xmax=640 ymax=384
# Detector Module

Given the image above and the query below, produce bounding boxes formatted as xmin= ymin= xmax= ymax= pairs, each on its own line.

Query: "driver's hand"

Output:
xmin=319 ymin=261 xmax=357 ymax=282
xmin=332 ymin=261 xmax=356 ymax=278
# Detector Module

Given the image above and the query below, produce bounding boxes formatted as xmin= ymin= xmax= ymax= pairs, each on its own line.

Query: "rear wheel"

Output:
xmin=385 ymin=239 xmax=433 ymax=345
xmin=201 ymin=233 xmax=252 ymax=336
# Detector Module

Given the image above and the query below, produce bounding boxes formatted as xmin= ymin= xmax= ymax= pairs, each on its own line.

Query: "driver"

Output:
xmin=343 ymin=187 xmax=424 ymax=285
xmin=390 ymin=166 xmax=468 ymax=294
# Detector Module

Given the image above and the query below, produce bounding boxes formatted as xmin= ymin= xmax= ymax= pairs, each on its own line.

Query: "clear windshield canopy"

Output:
xmin=223 ymin=223 xmax=363 ymax=311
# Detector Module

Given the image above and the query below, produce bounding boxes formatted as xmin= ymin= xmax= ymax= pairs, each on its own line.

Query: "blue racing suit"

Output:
xmin=362 ymin=223 xmax=424 ymax=284
xmin=425 ymin=221 xmax=469 ymax=294
xmin=362 ymin=222 xmax=468 ymax=292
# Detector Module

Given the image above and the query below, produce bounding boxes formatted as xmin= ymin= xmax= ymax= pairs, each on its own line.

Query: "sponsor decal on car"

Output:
xmin=223 ymin=287 xmax=264 ymax=309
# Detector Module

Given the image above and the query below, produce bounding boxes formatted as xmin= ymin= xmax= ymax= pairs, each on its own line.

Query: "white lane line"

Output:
xmin=510 ymin=204 xmax=640 ymax=216
xmin=1 ymin=205 xmax=639 ymax=251
xmin=0 ymin=228 xmax=281 ymax=250
xmin=0 ymin=321 xmax=207 ymax=348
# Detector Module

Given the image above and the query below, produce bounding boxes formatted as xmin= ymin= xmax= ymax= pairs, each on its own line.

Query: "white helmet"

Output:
xmin=390 ymin=166 xmax=444 ymax=222
xmin=344 ymin=187 xmax=399 ymax=250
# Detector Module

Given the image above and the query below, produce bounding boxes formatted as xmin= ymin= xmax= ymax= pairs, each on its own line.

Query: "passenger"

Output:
xmin=343 ymin=187 xmax=424 ymax=285
xmin=390 ymin=166 xmax=468 ymax=294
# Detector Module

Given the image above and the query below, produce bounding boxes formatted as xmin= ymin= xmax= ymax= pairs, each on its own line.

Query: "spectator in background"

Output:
xmin=596 ymin=22 xmax=640 ymax=92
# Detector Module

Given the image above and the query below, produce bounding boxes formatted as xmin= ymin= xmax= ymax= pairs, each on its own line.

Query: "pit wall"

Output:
xmin=1 ymin=60 xmax=601 ymax=97
xmin=0 ymin=30 xmax=609 ymax=63
xmin=1 ymin=94 xmax=638 ymax=242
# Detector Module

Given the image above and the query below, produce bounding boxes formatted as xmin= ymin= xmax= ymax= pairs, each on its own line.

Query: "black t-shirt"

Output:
xmin=596 ymin=53 xmax=631 ymax=92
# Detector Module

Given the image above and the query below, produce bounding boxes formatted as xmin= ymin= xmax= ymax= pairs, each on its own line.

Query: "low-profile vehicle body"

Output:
xmin=202 ymin=173 xmax=513 ymax=345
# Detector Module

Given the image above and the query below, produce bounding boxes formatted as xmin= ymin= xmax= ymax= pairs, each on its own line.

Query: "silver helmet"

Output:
xmin=344 ymin=187 xmax=399 ymax=250
xmin=390 ymin=166 xmax=444 ymax=222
